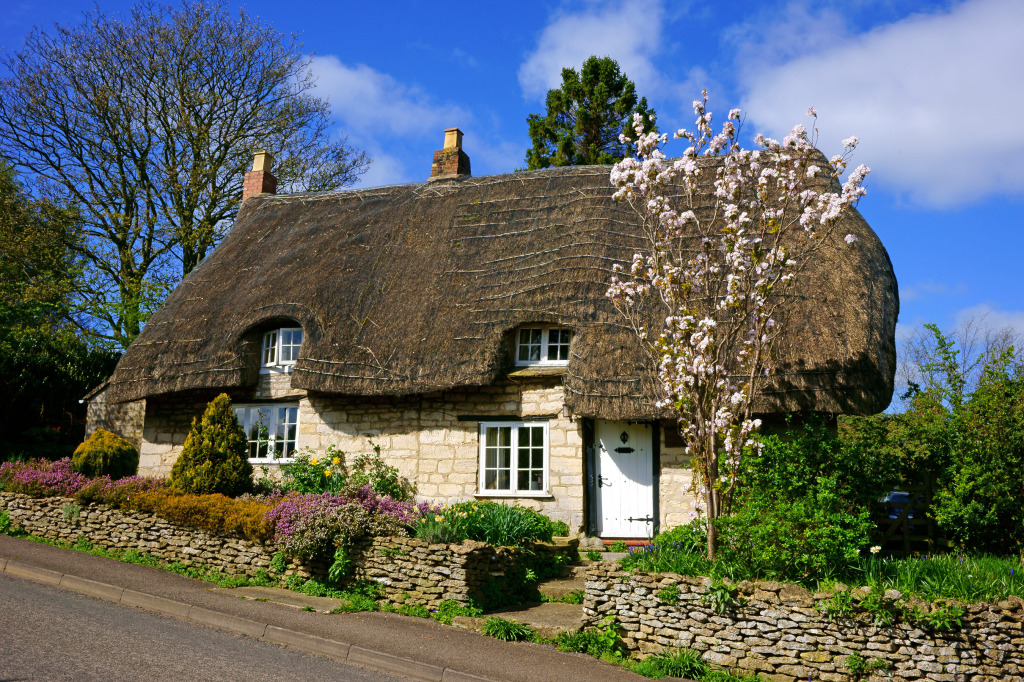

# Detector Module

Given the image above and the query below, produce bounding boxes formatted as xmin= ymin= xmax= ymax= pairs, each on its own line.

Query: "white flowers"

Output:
xmin=606 ymin=89 xmax=869 ymax=531
xmin=870 ymin=545 xmax=882 ymax=554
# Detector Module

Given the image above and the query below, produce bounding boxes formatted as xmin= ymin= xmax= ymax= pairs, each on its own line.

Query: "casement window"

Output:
xmin=261 ymin=327 xmax=303 ymax=372
xmin=233 ymin=403 xmax=300 ymax=462
xmin=515 ymin=327 xmax=572 ymax=366
xmin=478 ymin=422 xmax=548 ymax=495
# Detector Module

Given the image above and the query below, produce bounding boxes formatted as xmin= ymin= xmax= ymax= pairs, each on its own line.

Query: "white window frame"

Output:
xmin=477 ymin=421 xmax=549 ymax=496
xmin=233 ymin=403 xmax=300 ymax=463
xmin=261 ymin=327 xmax=303 ymax=373
xmin=515 ymin=326 xmax=572 ymax=366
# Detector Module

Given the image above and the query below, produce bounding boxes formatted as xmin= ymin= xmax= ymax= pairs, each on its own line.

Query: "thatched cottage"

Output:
xmin=87 ymin=129 xmax=898 ymax=539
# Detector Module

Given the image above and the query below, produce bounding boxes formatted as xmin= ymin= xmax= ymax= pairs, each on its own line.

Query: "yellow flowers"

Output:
xmin=310 ymin=458 xmax=319 ymax=466
xmin=332 ymin=456 xmax=340 ymax=465
xmin=435 ymin=515 xmax=445 ymax=523
xmin=324 ymin=470 xmax=332 ymax=477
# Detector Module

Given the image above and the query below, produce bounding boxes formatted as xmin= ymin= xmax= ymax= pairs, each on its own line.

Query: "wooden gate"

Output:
xmin=872 ymin=475 xmax=950 ymax=556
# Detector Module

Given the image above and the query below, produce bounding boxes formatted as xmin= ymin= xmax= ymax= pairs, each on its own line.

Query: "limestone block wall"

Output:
xmin=85 ymin=387 xmax=145 ymax=451
xmin=0 ymin=492 xmax=308 ymax=577
xmin=0 ymin=493 xmax=557 ymax=609
xmin=348 ymin=535 xmax=535 ymax=608
xmin=584 ymin=562 xmax=1024 ymax=681
xmin=304 ymin=378 xmax=585 ymax=532
xmin=658 ymin=424 xmax=695 ymax=530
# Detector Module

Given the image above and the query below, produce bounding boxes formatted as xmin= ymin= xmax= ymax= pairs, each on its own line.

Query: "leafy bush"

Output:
xmin=349 ymin=444 xmax=416 ymax=501
xmin=0 ymin=508 xmax=14 ymax=534
xmin=72 ymin=475 xmax=166 ymax=507
xmin=170 ymin=394 xmax=253 ymax=497
xmin=414 ymin=501 xmax=554 ymax=547
xmin=934 ymin=352 xmax=1024 ymax=552
xmin=72 ymin=429 xmax=138 ymax=480
xmin=432 ymin=598 xmax=482 ymax=625
xmin=547 ymin=518 xmax=570 ymax=536
xmin=554 ymin=616 xmax=623 ymax=659
xmin=280 ymin=446 xmax=348 ymax=494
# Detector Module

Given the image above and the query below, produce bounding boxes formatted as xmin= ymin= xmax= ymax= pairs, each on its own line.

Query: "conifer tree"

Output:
xmin=525 ymin=56 xmax=656 ymax=169
xmin=170 ymin=393 xmax=252 ymax=496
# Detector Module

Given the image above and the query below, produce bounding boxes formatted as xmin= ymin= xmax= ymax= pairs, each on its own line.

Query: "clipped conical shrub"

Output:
xmin=73 ymin=429 xmax=139 ymax=480
xmin=169 ymin=393 xmax=253 ymax=497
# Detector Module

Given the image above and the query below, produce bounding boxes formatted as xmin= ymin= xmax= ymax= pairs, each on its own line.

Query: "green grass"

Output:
xmin=481 ymin=616 xmax=535 ymax=642
xmin=622 ymin=540 xmax=1024 ymax=604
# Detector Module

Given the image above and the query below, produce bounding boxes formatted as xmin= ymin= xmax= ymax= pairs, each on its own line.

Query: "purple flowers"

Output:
xmin=0 ymin=458 xmax=90 ymax=497
xmin=264 ymin=486 xmax=419 ymax=558
xmin=0 ymin=458 xmax=165 ymax=503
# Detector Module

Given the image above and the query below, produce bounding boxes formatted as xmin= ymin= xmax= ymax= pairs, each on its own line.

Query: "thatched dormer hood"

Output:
xmin=105 ymin=162 xmax=898 ymax=418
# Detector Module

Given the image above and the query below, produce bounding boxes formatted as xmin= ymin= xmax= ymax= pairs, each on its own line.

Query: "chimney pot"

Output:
xmin=251 ymin=149 xmax=274 ymax=173
xmin=443 ymin=128 xmax=463 ymax=150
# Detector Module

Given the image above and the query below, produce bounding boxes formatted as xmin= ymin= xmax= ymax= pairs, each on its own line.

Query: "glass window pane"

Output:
xmin=530 ymin=329 xmax=541 ymax=344
xmin=530 ymin=471 xmax=543 ymax=490
xmin=486 ymin=427 xmax=498 ymax=447
xmin=529 ymin=344 xmax=541 ymax=361
xmin=498 ymin=470 xmax=510 ymax=490
xmin=518 ymin=470 xmax=529 ymax=491
xmin=485 ymin=470 xmax=497 ymax=490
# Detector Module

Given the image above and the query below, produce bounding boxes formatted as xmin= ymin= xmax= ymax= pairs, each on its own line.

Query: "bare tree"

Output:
xmin=0 ymin=1 xmax=369 ymax=347
xmin=895 ymin=315 xmax=1024 ymax=411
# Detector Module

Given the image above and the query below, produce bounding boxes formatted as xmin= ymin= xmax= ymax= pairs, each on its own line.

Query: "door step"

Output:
xmin=455 ymin=601 xmax=584 ymax=639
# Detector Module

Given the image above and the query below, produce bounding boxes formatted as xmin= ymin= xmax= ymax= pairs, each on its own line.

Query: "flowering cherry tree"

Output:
xmin=606 ymin=92 xmax=869 ymax=558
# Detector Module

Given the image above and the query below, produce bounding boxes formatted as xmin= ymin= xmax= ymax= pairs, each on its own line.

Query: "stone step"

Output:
xmin=455 ymin=601 xmax=584 ymax=640
xmin=538 ymin=577 xmax=586 ymax=601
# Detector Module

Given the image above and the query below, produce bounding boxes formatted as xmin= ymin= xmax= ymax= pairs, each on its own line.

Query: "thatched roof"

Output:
xmin=105 ymin=161 xmax=898 ymax=418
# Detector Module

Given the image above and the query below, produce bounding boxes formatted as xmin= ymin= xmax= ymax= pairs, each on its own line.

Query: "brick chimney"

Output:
xmin=242 ymin=150 xmax=277 ymax=201
xmin=429 ymin=128 xmax=471 ymax=180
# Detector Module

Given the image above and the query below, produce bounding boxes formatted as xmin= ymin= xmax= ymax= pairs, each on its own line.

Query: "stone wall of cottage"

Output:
xmin=0 ymin=493 xmax=557 ymax=609
xmin=118 ymin=373 xmax=698 ymax=537
xmin=85 ymin=387 xmax=145 ymax=451
xmin=584 ymin=562 xmax=1023 ymax=681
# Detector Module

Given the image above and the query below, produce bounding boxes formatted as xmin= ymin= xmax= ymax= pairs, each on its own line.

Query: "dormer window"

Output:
xmin=516 ymin=327 xmax=571 ymax=366
xmin=261 ymin=327 xmax=303 ymax=372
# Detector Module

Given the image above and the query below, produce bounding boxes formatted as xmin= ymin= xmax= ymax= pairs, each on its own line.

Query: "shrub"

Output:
xmin=170 ymin=394 xmax=253 ymax=497
xmin=0 ymin=457 xmax=90 ymax=497
xmin=265 ymin=489 xmax=417 ymax=561
xmin=125 ymin=489 xmax=275 ymax=543
xmin=934 ymin=353 xmax=1024 ymax=552
xmin=414 ymin=501 xmax=554 ymax=547
xmin=349 ymin=444 xmax=416 ymax=501
xmin=432 ymin=598 xmax=482 ymax=625
xmin=72 ymin=429 xmax=138 ymax=480
xmin=280 ymin=446 xmax=348 ymax=494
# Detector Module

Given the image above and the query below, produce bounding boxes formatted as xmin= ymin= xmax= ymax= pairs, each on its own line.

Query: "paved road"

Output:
xmin=0 ymin=573 xmax=406 ymax=682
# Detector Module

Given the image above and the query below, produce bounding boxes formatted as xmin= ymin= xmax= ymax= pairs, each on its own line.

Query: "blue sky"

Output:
xmin=3 ymin=0 xmax=1022 ymax=366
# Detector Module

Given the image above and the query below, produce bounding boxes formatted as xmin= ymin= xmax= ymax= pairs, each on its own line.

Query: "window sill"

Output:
xmin=508 ymin=365 xmax=566 ymax=378
xmin=248 ymin=459 xmax=294 ymax=465
xmin=259 ymin=365 xmax=296 ymax=375
xmin=474 ymin=491 xmax=553 ymax=499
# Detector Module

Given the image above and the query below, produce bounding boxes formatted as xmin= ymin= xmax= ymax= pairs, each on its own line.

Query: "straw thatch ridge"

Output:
xmin=104 ymin=160 xmax=898 ymax=418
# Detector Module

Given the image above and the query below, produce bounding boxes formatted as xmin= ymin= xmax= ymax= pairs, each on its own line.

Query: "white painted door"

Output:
xmin=595 ymin=421 xmax=654 ymax=538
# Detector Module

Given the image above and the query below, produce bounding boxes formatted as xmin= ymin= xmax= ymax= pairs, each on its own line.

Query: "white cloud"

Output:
xmin=738 ymin=0 xmax=1024 ymax=208
xmin=311 ymin=56 xmax=471 ymax=139
xmin=518 ymin=0 xmax=664 ymax=101
xmin=354 ymin=151 xmax=412 ymax=189
xmin=954 ymin=303 xmax=1024 ymax=338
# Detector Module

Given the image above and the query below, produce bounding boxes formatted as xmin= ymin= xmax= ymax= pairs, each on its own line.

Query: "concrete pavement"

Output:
xmin=0 ymin=535 xmax=646 ymax=682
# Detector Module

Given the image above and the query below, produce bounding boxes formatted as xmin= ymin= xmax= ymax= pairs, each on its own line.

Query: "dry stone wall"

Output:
xmin=0 ymin=493 xmax=547 ymax=609
xmin=584 ymin=562 xmax=1024 ymax=681
xmin=0 ymin=492 xmax=297 ymax=577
